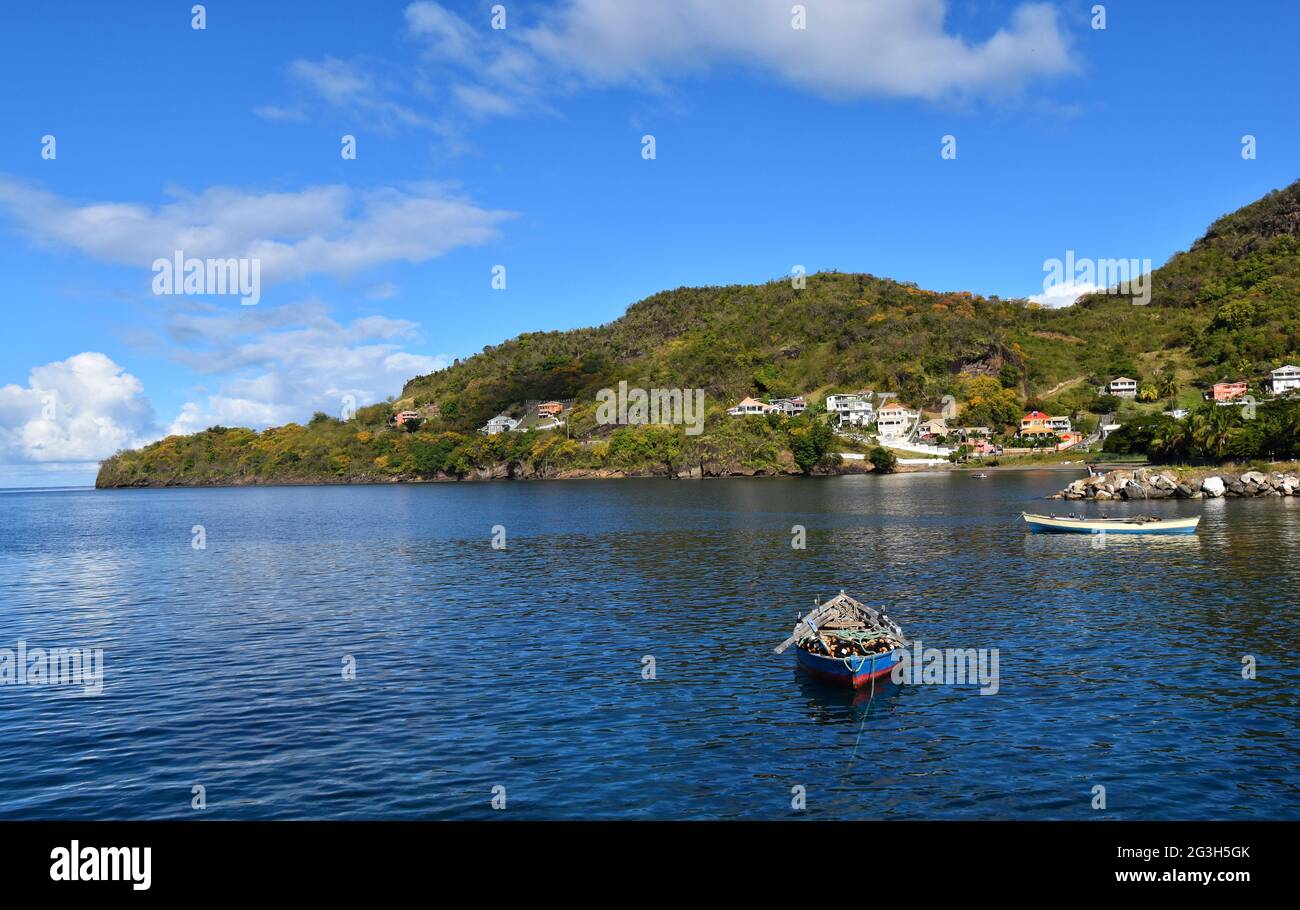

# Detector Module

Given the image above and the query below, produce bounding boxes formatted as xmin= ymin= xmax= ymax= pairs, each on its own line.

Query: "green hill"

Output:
xmin=96 ymin=180 xmax=1300 ymax=487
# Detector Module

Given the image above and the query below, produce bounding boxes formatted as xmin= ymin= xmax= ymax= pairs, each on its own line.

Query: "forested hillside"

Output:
xmin=96 ymin=181 xmax=1300 ymax=486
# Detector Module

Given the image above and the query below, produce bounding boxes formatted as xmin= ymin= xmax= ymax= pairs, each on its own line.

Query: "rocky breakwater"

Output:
xmin=1051 ymin=468 xmax=1300 ymax=501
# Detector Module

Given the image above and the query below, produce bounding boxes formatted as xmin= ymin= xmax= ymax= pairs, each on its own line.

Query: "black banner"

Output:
xmin=0 ymin=820 xmax=1283 ymax=896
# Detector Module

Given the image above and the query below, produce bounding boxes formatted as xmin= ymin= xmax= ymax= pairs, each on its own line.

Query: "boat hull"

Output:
xmin=795 ymin=648 xmax=900 ymax=688
xmin=1021 ymin=512 xmax=1200 ymax=535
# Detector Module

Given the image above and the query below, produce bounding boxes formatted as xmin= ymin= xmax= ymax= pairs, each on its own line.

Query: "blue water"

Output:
xmin=1 ymin=472 xmax=1297 ymax=819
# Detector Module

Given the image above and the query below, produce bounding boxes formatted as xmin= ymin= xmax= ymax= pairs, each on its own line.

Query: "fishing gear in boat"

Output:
xmin=796 ymin=629 xmax=897 ymax=658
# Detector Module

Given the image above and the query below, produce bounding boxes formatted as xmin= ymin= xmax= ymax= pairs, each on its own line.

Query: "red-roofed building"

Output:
xmin=876 ymin=402 xmax=918 ymax=437
xmin=1020 ymin=410 xmax=1074 ymax=438
xmin=1019 ymin=410 xmax=1054 ymax=435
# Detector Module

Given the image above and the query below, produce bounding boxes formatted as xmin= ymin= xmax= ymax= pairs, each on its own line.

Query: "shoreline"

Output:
xmin=92 ymin=456 xmax=1121 ymax=489
xmin=95 ymin=464 xmax=862 ymax=489
xmin=900 ymin=459 xmax=1139 ymax=475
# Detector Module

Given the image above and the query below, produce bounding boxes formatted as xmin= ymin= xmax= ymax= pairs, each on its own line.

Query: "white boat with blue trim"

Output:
xmin=1021 ymin=511 xmax=1200 ymax=535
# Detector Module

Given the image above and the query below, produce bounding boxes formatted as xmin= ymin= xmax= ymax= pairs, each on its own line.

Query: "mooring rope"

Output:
xmin=846 ymin=662 xmax=879 ymax=767
xmin=826 ymin=649 xmax=897 ymax=817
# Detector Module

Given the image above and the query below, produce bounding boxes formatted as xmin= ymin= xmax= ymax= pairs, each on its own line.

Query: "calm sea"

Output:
xmin=1 ymin=472 xmax=1296 ymax=819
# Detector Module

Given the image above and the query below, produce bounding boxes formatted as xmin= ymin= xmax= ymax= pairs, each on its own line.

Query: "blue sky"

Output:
xmin=0 ymin=0 xmax=1296 ymax=486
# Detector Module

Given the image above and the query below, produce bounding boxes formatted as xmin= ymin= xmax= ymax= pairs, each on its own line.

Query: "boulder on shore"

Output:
xmin=1048 ymin=466 xmax=1300 ymax=501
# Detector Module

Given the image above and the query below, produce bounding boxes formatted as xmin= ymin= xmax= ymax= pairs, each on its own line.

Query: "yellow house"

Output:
xmin=1019 ymin=410 xmax=1055 ymax=436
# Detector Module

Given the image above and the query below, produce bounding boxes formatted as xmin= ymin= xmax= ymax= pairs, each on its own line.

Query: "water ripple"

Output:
xmin=0 ymin=474 xmax=1296 ymax=818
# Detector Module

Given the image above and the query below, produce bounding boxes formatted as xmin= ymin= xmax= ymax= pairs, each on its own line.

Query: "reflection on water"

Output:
xmin=0 ymin=472 xmax=1296 ymax=819
xmin=794 ymin=671 xmax=907 ymax=722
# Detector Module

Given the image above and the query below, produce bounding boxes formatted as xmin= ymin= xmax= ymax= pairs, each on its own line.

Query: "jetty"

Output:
xmin=1051 ymin=467 xmax=1300 ymax=501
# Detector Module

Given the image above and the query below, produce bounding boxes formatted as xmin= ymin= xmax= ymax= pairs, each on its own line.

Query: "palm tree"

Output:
xmin=1155 ymin=369 xmax=1179 ymax=406
xmin=1284 ymin=407 xmax=1300 ymax=460
xmin=1182 ymin=408 xmax=1207 ymax=457
xmin=1191 ymin=404 xmax=1239 ymax=461
xmin=1265 ymin=405 xmax=1300 ymax=461
xmin=1150 ymin=419 xmax=1190 ymax=461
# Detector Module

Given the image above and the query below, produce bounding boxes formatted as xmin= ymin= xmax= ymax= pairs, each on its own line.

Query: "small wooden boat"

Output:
xmin=1021 ymin=511 xmax=1200 ymax=535
xmin=774 ymin=591 xmax=908 ymax=688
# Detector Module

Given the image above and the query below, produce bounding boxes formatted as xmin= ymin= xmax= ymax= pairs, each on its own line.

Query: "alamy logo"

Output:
xmin=1042 ymin=250 xmax=1152 ymax=306
xmin=50 ymin=841 xmax=151 ymax=890
xmin=890 ymin=640 xmax=1000 ymax=695
xmin=151 ymin=250 xmax=261 ymax=305
xmin=596 ymin=381 xmax=705 ymax=436
xmin=0 ymin=640 xmax=103 ymax=695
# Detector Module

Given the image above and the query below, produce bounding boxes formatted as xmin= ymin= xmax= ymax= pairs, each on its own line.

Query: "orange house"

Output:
xmin=537 ymin=401 xmax=563 ymax=419
xmin=1210 ymin=380 xmax=1247 ymax=402
xmin=1019 ymin=410 xmax=1055 ymax=436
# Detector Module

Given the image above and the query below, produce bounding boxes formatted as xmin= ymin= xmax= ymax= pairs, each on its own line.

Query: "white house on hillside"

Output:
xmin=482 ymin=414 xmax=519 ymax=435
xmin=1266 ymin=365 xmax=1300 ymax=394
xmin=768 ymin=396 xmax=807 ymax=416
xmin=1107 ymin=377 xmax=1138 ymax=398
xmin=826 ymin=392 xmax=874 ymax=427
xmin=876 ymin=402 xmax=918 ymax=438
xmin=838 ymin=398 xmax=874 ymax=427
xmin=1047 ymin=415 xmax=1072 ymax=433
xmin=826 ymin=391 xmax=872 ymax=413
xmin=727 ymin=397 xmax=773 ymax=417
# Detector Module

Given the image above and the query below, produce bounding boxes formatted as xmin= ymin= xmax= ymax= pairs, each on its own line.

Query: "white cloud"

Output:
xmin=404 ymin=1 xmax=480 ymax=65
xmin=161 ymin=303 xmax=450 ymax=435
xmin=252 ymin=104 xmax=309 ymax=123
xmin=290 ymin=56 xmax=376 ymax=104
xmin=405 ymin=0 xmax=1078 ymax=118
xmin=0 ymin=179 xmax=514 ymax=287
xmin=0 ymin=65 xmax=515 ymax=486
xmin=269 ymin=2 xmax=1078 ymax=134
xmin=0 ymin=353 xmax=157 ymax=470
xmin=1028 ymin=280 xmax=1100 ymax=308
xmin=366 ymin=281 xmax=401 ymax=301
xmin=451 ymin=83 xmax=520 ymax=118
xmin=287 ymin=57 xmax=432 ymax=131
xmin=0 ymin=307 xmax=456 ymax=485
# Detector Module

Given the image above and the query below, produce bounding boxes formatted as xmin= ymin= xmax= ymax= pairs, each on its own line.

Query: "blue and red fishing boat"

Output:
xmin=775 ymin=591 xmax=909 ymax=689
xmin=795 ymin=645 xmax=900 ymax=687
